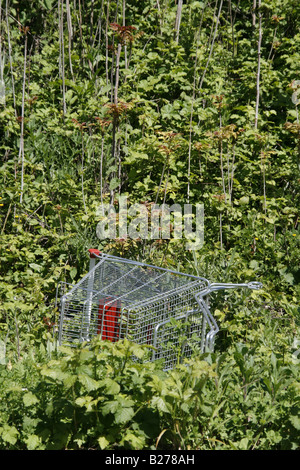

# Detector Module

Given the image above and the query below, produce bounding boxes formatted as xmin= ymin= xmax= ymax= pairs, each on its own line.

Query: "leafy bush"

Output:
xmin=0 ymin=326 xmax=299 ymax=450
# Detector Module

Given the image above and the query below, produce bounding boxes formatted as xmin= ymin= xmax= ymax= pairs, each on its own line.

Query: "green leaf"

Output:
xmin=290 ymin=415 xmax=300 ymax=431
xmin=98 ymin=378 xmax=120 ymax=395
xmin=114 ymin=406 xmax=135 ymax=424
xmin=239 ymin=196 xmax=249 ymax=205
xmin=78 ymin=374 xmax=99 ymax=392
xmin=63 ymin=374 xmax=77 ymax=389
xmin=23 ymin=392 xmax=39 ymax=407
xmin=98 ymin=436 xmax=110 ymax=449
xmin=75 ymin=396 xmax=94 ymax=408
xmin=151 ymin=396 xmax=170 ymax=413
xmin=282 ymin=272 xmax=294 ymax=284
xmin=109 ymin=178 xmax=120 ymax=191
xmin=70 ymin=267 xmax=77 ymax=280
xmin=23 ymin=416 xmax=40 ymax=433
xmin=237 ymin=437 xmax=249 ymax=450
xmin=25 ymin=434 xmax=42 ymax=450
xmin=101 ymin=400 xmax=119 ymax=416
xmin=43 ymin=0 xmax=53 ymax=9
xmin=121 ymin=431 xmax=145 ymax=449
xmin=40 ymin=367 xmax=69 ymax=382
xmin=1 ymin=425 xmax=19 ymax=445
xmin=127 ymin=342 xmax=148 ymax=359
xmin=29 ymin=263 xmax=43 ymax=272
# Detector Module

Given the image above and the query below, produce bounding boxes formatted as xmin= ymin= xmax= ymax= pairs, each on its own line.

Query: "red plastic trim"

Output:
xmin=88 ymin=248 xmax=101 ymax=258
xmin=98 ymin=297 xmax=120 ymax=342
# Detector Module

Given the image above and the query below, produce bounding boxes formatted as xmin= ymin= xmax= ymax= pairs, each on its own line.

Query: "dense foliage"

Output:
xmin=0 ymin=0 xmax=299 ymax=450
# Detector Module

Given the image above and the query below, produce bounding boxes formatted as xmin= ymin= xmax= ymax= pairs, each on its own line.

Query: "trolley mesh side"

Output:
xmin=58 ymin=253 xmax=208 ymax=348
xmin=125 ymin=281 xmax=208 ymax=369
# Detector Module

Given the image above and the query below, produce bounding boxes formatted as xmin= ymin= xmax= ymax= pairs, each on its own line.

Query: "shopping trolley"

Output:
xmin=57 ymin=249 xmax=262 ymax=369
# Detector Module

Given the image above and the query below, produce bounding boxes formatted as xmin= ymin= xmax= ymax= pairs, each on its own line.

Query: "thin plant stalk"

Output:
xmin=155 ymin=156 xmax=168 ymax=205
xmin=123 ymin=0 xmax=127 ymax=68
xmin=198 ymin=0 xmax=223 ymax=90
xmin=59 ymin=0 xmax=67 ymax=117
xmin=261 ymin=151 xmax=267 ymax=215
xmin=174 ymin=0 xmax=183 ymax=44
xmin=66 ymin=0 xmax=74 ymax=80
xmin=81 ymin=133 xmax=87 ymax=214
xmin=254 ymin=0 xmax=262 ymax=129
xmin=19 ymin=30 xmax=28 ymax=204
xmin=187 ymin=2 xmax=206 ymax=203
xmin=1 ymin=203 xmax=12 ymax=234
xmin=114 ymin=43 xmax=122 ymax=105
xmin=0 ymin=3 xmax=5 ymax=107
xmin=14 ymin=312 xmax=20 ymax=361
xmin=220 ymin=212 xmax=223 ymax=249
xmin=219 ymin=138 xmax=227 ymax=204
xmin=105 ymin=0 xmax=110 ymax=91
xmin=228 ymin=146 xmax=236 ymax=205
xmin=6 ymin=0 xmax=16 ymax=115
xmin=100 ymin=134 xmax=104 ymax=214
xmin=252 ymin=0 xmax=256 ymax=27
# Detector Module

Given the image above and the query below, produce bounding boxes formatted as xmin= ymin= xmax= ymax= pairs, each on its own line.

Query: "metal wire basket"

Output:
xmin=57 ymin=249 xmax=262 ymax=370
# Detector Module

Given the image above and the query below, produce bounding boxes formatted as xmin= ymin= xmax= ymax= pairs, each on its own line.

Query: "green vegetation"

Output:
xmin=0 ymin=0 xmax=299 ymax=450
